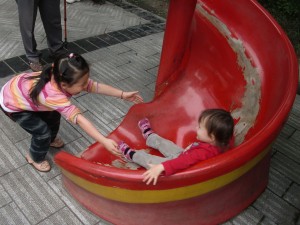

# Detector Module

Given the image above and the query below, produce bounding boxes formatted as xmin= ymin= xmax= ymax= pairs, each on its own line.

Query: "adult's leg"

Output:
xmin=11 ymin=111 xmax=52 ymax=162
xmin=39 ymin=0 xmax=64 ymax=55
xmin=38 ymin=111 xmax=61 ymax=142
xmin=15 ymin=0 xmax=40 ymax=63
xmin=132 ymin=151 xmax=170 ymax=169
xmin=146 ymin=134 xmax=183 ymax=158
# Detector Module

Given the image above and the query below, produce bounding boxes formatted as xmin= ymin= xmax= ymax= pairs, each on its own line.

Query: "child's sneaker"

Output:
xmin=138 ymin=118 xmax=154 ymax=139
xmin=118 ymin=141 xmax=134 ymax=162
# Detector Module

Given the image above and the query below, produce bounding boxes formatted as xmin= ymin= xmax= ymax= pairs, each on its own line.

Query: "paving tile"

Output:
xmin=118 ymin=29 xmax=141 ymax=39
xmin=253 ymin=189 xmax=299 ymax=225
xmin=0 ymin=128 xmax=27 ymax=176
xmin=259 ymin=216 xmax=278 ymax=225
xmin=87 ymin=36 xmax=110 ymax=48
xmin=291 ymin=95 xmax=300 ymax=115
xmin=229 ymin=206 xmax=263 ymax=225
xmin=0 ymin=202 xmax=31 ymax=225
xmin=273 ymin=133 xmax=300 ymax=164
xmin=66 ymin=42 xmax=87 ymax=55
xmin=4 ymin=56 xmax=29 ymax=73
xmin=274 ymin=122 xmax=296 ymax=139
xmin=267 ymin=167 xmax=292 ymax=197
xmin=271 ymin=152 xmax=300 ymax=184
xmin=283 ymin=183 xmax=300 ymax=209
xmin=107 ymin=44 xmax=131 ymax=55
xmin=48 ymin=176 xmax=103 ymax=225
xmin=90 ymin=59 xmax=129 ymax=84
xmin=108 ymin=31 xmax=131 ymax=42
xmin=1 ymin=166 xmax=65 ymax=224
xmin=98 ymin=33 xmax=120 ymax=45
xmin=0 ymin=183 xmax=12 ymax=207
xmin=74 ymin=39 xmax=99 ymax=52
xmin=37 ymin=207 xmax=84 ymax=225
xmin=127 ymin=26 xmax=150 ymax=37
xmin=117 ymin=59 xmax=157 ymax=86
xmin=59 ymin=136 xmax=92 ymax=156
xmin=0 ymin=61 xmax=14 ymax=78
xmin=71 ymin=111 xmax=114 ymax=143
xmin=0 ymin=111 xmax=30 ymax=143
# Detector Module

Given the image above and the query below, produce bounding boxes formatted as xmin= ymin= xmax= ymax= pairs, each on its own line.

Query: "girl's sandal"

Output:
xmin=25 ymin=154 xmax=51 ymax=172
xmin=50 ymin=137 xmax=64 ymax=148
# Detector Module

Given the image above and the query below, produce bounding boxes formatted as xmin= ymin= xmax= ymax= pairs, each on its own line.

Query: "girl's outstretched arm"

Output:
xmin=76 ymin=114 xmax=121 ymax=156
xmin=96 ymin=83 xmax=143 ymax=104
xmin=142 ymin=164 xmax=165 ymax=185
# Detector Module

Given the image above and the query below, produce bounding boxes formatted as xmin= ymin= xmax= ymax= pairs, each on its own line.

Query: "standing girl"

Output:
xmin=0 ymin=53 xmax=143 ymax=172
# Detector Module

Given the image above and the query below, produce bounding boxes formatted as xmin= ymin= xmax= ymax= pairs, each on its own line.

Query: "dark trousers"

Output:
xmin=10 ymin=111 xmax=61 ymax=162
xmin=15 ymin=0 xmax=63 ymax=62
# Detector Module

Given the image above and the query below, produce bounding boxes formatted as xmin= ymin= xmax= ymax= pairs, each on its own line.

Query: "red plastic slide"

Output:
xmin=55 ymin=0 xmax=298 ymax=224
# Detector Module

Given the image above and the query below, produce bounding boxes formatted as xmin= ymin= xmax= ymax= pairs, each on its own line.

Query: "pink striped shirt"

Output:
xmin=0 ymin=72 xmax=100 ymax=124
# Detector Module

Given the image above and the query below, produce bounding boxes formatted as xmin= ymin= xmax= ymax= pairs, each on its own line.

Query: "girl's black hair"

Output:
xmin=27 ymin=53 xmax=89 ymax=105
xmin=198 ymin=108 xmax=234 ymax=150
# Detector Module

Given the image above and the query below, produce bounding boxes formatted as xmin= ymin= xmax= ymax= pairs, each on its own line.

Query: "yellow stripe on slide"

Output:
xmin=61 ymin=146 xmax=270 ymax=203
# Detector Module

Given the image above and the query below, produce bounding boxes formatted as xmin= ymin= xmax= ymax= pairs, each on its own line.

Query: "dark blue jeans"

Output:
xmin=10 ymin=111 xmax=61 ymax=162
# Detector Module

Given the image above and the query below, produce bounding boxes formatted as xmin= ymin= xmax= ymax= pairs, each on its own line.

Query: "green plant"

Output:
xmin=258 ymin=0 xmax=300 ymax=56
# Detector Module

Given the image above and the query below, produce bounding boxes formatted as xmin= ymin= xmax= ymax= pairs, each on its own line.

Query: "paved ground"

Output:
xmin=0 ymin=0 xmax=299 ymax=224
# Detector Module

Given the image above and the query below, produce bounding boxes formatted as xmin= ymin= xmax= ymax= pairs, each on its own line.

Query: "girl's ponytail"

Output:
xmin=28 ymin=65 xmax=52 ymax=105
xmin=28 ymin=53 xmax=89 ymax=106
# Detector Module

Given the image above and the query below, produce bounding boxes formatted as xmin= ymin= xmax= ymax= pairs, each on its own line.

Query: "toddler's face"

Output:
xmin=196 ymin=119 xmax=215 ymax=144
xmin=63 ymin=73 xmax=89 ymax=95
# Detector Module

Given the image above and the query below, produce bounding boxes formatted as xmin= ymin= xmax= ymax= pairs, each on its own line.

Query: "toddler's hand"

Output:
xmin=103 ymin=138 xmax=121 ymax=156
xmin=122 ymin=91 xmax=143 ymax=104
xmin=142 ymin=164 xmax=165 ymax=185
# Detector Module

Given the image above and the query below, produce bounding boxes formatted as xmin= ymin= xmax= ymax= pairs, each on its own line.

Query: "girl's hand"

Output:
xmin=122 ymin=91 xmax=143 ymax=104
xmin=102 ymin=138 xmax=121 ymax=157
xmin=142 ymin=164 xmax=165 ymax=185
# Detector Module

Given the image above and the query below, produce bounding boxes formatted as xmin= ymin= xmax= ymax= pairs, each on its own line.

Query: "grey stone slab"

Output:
xmin=1 ymin=166 xmax=65 ymax=224
xmin=275 ymin=123 xmax=296 ymax=139
xmin=116 ymin=59 xmax=157 ymax=86
xmin=259 ymin=216 xmax=278 ymax=225
xmin=59 ymin=137 xmax=92 ymax=157
xmin=287 ymin=112 xmax=300 ymax=130
xmin=122 ymin=33 xmax=164 ymax=57
xmin=283 ymin=183 xmax=300 ymax=210
xmin=146 ymin=65 xmax=159 ymax=77
xmin=267 ymin=167 xmax=292 ymax=197
xmin=0 ymin=183 xmax=11 ymax=208
xmin=76 ymin=93 xmax=126 ymax=120
xmin=229 ymin=206 xmax=263 ymax=225
xmin=56 ymin=118 xmax=84 ymax=146
xmin=48 ymin=176 xmax=103 ymax=225
xmin=291 ymin=95 xmax=300 ymax=116
xmin=37 ymin=207 xmax=84 ymax=225
xmin=70 ymin=111 xmax=114 ymax=143
xmin=90 ymin=60 xmax=130 ymax=84
xmin=0 ymin=111 xmax=30 ymax=143
xmin=271 ymin=152 xmax=300 ymax=184
xmin=119 ymin=49 xmax=160 ymax=70
xmin=83 ymin=47 xmax=131 ymax=67
xmin=0 ymin=202 xmax=31 ymax=225
xmin=107 ymin=43 xmax=132 ymax=54
xmin=0 ymin=128 xmax=26 ymax=176
xmin=110 ymin=74 xmax=155 ymax=103
xmin=253 ymin=190 xmax=299 ymax=225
